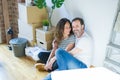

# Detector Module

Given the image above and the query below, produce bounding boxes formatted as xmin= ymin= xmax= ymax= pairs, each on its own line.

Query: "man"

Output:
xmin=43 ymin=17 xmax=93 ymax=80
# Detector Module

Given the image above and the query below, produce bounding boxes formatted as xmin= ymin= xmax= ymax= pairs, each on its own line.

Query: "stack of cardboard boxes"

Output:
xmin=18 ymin=3 xmax=48 ymax=46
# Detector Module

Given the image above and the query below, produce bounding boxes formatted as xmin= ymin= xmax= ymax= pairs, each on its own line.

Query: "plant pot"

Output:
xmin=43 ymin=26 xmax=49 ymax=31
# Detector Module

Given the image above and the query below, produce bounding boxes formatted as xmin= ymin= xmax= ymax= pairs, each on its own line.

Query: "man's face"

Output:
xmin=72 ymin=20 xmax=84 ymax=37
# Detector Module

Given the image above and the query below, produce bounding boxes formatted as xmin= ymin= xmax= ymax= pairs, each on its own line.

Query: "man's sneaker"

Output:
xmin=35 ymin=63 xmax=46 ymax=71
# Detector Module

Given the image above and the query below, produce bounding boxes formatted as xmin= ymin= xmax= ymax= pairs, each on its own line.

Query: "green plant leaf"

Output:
xmin=34 ymin=0 xmax=47 ymax=9
xmin=52 ymin=0 xmax=56 ymax=4
xmin=57 ymin=0 xmax=64 ymax=8
xmin=42 ymin=19 xmax=49 ymax=26
xmin=52 ymin=0 xmax=64 ymax=8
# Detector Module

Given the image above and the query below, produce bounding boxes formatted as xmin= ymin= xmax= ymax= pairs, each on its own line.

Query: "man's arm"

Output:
xmin=69 ymin=47 xmax=82 ymax=55
xmin=65 ymin=43 xmax=75 ymax=51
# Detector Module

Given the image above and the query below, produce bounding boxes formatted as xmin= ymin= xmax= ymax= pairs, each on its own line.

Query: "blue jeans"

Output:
xmin=55 ymin=48 xmax=87 ymax=70
xmin=43 ymin=48 xmax=87 ymax=80
xmin=38 ymin=51 xmax=50 ymax=64
xmin=43 ymin=73 xmax=52 ymax=80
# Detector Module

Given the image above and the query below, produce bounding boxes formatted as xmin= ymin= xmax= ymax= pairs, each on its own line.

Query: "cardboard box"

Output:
xmin=18 ymin=19 xmax=41 ymax=41
xmin=36 ymin=38 xmax=52 ymax=50
xmin=18 ymin=3 xmax=48 ymax=24
xmin=36 ymin=28 xmax=53 ymax=42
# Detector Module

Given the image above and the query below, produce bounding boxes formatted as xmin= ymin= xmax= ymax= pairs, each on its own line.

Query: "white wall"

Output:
xmin=49 ymin=0 xmax=119 ymax=66
xmin=46 ymin=0 xmax=70 ymax=26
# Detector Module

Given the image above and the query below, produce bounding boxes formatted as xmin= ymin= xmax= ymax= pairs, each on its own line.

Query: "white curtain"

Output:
xmin=114 ymin=12 xmax=120 ymax=32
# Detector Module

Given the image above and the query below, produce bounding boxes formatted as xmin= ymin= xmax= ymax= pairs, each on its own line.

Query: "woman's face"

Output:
xmin=63 ymin=22 xmax=71 ymax=36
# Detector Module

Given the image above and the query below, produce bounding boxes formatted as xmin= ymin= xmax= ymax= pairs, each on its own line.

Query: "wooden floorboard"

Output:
xmin=0 ymin=44 xmax=48 ymax=80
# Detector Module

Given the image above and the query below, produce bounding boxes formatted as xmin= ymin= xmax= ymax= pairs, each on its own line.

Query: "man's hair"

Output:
xmin=72 ymin=17 xmax=85 ymax=30
xmin=72 ymin=17 xmax=84 ymax=25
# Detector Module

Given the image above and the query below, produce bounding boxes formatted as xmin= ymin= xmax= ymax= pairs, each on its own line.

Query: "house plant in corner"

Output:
xmin=42 ymin=19 xmax=49 ymax=31
xmin=33 ymin=0 xmax=65 ymax=28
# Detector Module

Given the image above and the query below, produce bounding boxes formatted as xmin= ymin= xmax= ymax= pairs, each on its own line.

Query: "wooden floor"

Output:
xmin=0 ymin=44 xmax=48 ymax=80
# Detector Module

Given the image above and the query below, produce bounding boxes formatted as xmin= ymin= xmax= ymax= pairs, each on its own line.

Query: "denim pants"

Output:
xmin=56 ymin=48 xmax=87 ymax=70
xmin=43 ymin=48 xmax=87 ymax=80
xmin=38 ymin=51 xmax=50 ymax=64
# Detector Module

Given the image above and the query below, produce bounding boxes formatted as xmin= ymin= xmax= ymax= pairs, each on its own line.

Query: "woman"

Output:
xmin=35 ymin=18 xmax=75 ymax=71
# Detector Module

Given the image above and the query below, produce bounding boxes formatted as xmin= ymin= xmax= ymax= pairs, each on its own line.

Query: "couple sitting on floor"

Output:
xmin=35 ymin=17 xmax=93 ymax=80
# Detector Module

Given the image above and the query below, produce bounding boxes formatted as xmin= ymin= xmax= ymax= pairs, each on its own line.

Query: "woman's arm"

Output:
xmin=65 ymin=35 xmax=75 ymax=51
xmin=44 ymin=39 xmax=58 ymax=70
xmin=46 ymin=39 xmax=58 ymax=62
xmin=46 ymin=47 xmax=57 ymax=63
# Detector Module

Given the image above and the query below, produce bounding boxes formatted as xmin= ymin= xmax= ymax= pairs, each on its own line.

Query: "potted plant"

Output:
xmin=33 ymin=0 xmax=65 ymax=27
xmin=42 ymin=19 xmax=49 ymax=31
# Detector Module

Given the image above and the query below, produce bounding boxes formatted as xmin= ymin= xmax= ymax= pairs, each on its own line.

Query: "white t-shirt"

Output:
xmin=73 ymin=32 xmax=93 ymax=67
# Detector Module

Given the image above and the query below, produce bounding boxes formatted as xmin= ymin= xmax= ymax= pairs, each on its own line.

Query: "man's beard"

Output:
xmin=74 ymin=30 xmax=81 ymax=37
xmin=74 ymin=30 xmax=82 ymax=38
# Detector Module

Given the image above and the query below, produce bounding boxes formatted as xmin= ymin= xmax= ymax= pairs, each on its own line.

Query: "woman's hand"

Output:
xmin=52 ymin=39 xmax=58 ymax=49
xmin=44 ymin=57 xmax=56 ymax=71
